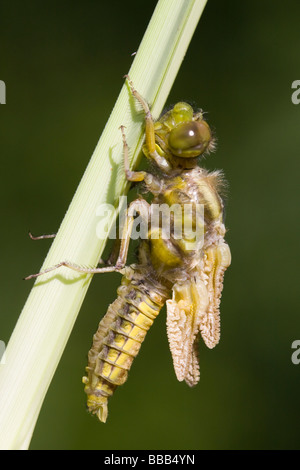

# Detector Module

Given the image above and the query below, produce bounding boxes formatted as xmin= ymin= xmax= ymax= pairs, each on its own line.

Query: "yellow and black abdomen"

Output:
xmin=82 ymin=266 xmax=169 ymax=422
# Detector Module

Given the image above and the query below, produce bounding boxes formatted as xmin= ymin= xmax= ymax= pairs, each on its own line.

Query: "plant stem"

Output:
xmin=0 ymin=0 xmax=208 ymax=449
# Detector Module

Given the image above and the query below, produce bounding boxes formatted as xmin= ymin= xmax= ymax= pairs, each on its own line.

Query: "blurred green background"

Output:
xmin=1 ymin=0 xmax=300 ymax=450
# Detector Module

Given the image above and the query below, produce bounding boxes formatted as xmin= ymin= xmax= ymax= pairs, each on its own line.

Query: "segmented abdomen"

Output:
xmin=82 ymin=266 xmax=169 ymax=422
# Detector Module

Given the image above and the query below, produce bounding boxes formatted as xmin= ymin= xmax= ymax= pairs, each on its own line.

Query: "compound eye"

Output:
xmin=168 ymin=120 xmax=212 ymax=158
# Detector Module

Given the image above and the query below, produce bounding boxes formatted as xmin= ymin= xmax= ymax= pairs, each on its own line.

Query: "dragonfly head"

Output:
xmin=154 ymin=102 xmax=216 ymax=168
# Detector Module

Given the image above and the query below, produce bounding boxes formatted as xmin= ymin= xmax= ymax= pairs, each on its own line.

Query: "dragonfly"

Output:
xmin=26 ymin=76 xmax=231 ymax=423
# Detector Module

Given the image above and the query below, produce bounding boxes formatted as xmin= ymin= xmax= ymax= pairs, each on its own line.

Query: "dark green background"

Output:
xmin=1 ymin=0 xmax=300 ymax=450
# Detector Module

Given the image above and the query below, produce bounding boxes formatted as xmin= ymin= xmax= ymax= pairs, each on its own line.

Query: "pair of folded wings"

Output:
xmin=166 ymin=242 xmax=231 ymax=386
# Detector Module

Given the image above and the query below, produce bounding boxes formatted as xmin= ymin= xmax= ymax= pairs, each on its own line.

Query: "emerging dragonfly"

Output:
xmin=26 ymin=77 xmax=231 ymax=423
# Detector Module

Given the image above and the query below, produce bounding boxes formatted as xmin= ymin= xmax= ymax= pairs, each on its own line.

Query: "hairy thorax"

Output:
xmin=145 ymin=167 xmax=226 ymax=281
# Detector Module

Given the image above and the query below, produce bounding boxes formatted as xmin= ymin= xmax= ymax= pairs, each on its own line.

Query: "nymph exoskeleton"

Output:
xmin=26 ymin=76 xmax=231 ymax=422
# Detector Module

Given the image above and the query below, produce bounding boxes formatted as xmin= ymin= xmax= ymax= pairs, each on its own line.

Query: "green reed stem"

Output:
xmin=0 ymin=0 xmax=208 ymax=449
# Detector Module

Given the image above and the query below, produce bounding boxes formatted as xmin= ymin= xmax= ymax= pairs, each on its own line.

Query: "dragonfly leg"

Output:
xmin=28 ymin=231 xmax=56 ymax=240
xmin=120 ymin=124 xmax=162 ymax=195
xmin=114 ymin=198 xmax=150 ymax=269
xmin=24 ymin=261 xmax=122 ymax=281
xmin=120 ymin=124 xmax=146 ymax=183
xmin=24 ymin=199 xmax=150 ymax=281
xmin=102 ymin=236 xmax=121 ymax=266
xmin=124 ymin=75 xmax=171 ymax=171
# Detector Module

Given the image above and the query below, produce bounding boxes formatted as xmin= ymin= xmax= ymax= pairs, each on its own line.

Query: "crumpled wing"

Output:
xmin=201 ymin=242 xmax=231 ymax=349
xmin=166 ymin=278 xmax=209 ymax=387
xmin=166 ymin=242 xmax=231 ymax=386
